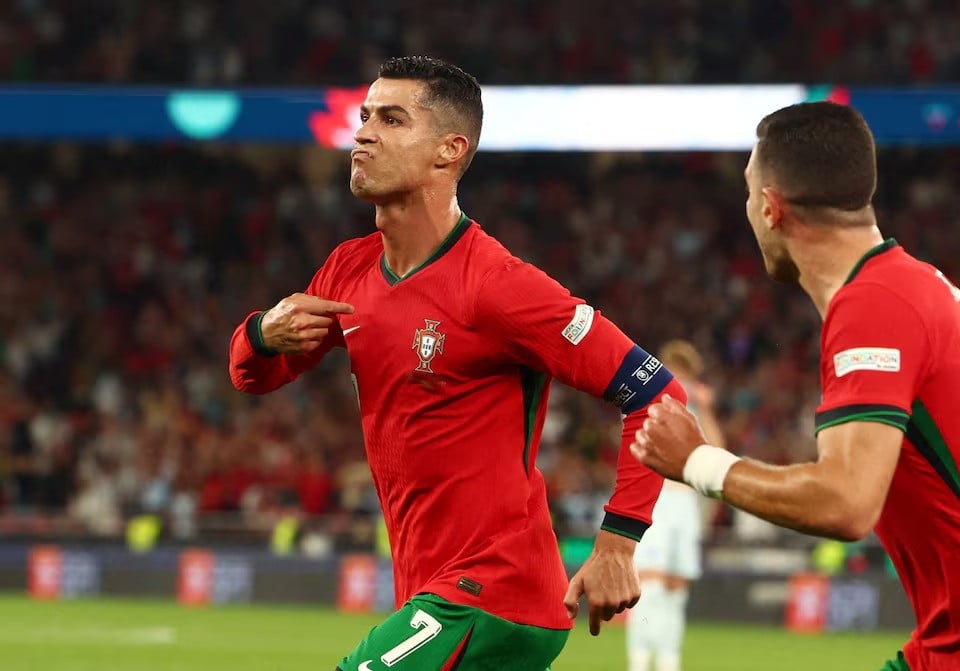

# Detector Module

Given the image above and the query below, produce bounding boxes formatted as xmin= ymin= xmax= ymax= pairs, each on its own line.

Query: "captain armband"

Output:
xmin=602 ymin=345 xmax=674 ymax=415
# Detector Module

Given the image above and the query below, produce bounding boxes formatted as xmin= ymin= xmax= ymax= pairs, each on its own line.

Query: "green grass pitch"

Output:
xmin=0 ymin=594 xmax=907 ymax=670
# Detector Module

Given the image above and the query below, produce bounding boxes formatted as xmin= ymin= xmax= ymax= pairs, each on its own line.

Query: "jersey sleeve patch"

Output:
xmin=814 ymin=403 xmax=910 ymax=435
xmin=561 ymin=304 xmax=595 ymax=345
xmin=833 ymin=347 xmax=901 ymax=377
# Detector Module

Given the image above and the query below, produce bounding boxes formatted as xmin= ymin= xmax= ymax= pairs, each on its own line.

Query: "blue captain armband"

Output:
xmin=603 ymin=345 xmax=674 ymax=415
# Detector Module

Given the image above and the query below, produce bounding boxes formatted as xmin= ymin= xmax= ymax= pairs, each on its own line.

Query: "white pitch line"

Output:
xmin=119 ymin=627 xmax=177 ymax=644
xmin=2 ymin=626 xmax=177 ymax=646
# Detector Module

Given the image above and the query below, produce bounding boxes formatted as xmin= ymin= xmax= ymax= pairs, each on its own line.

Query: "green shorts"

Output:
xmin=337 ymin=594 xmax=569 ymax=671
xmin=880 ymin=651 xmax=910 ymax=671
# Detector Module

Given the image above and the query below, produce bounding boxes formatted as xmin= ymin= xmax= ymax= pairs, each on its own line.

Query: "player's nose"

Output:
xmin=354 ymin=124 xmax=376 ymax=145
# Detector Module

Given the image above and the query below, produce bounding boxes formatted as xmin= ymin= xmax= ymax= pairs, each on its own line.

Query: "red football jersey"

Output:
xmin=816 ymin=240 xmax=960 ymax=670
xmin=230 ymin=215 xmax=683 ymax=629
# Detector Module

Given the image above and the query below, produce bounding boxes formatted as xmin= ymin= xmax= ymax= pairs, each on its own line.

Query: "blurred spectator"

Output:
xmin=2 ymin=1 xmax=960 ymax=86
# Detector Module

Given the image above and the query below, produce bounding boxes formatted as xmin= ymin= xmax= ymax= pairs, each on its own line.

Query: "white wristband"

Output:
xmin=682 ymin=444 xmax=741 ymax=499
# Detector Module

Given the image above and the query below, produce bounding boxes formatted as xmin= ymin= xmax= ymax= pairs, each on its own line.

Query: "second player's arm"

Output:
xmin=721 ymin=420 xmax=902 ymax=540
xmin=634 ymin=396 xmax=904 ymax=542
xmin=636 ymin=281 xmax=925 ymax=542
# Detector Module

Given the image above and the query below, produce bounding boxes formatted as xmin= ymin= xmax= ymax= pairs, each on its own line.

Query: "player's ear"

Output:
xmin=436 ymin=133 xmax=470 ymax=170
xmin=760 ymin=186 xmax=786 ymax=231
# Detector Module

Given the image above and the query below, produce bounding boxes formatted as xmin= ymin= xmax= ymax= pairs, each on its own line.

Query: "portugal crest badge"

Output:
xmin=412 ymin=319 xmax=445 ymax=373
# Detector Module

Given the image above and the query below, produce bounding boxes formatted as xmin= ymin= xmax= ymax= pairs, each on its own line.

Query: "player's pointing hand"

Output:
xmin=564 ymin=530 xmax=641 ymax=636
xmin=260 ymin=293 xmax=355 ymax=355
xmin=631 ymin=395 xmax=705 ymax=482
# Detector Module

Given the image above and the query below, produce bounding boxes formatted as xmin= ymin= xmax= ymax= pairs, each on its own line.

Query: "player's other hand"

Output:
xmin=631 ymin=394 xmax=705 ymax=481
xmin=260 ymin=293 xmax=354 ymax=355
xmin=563 ymin=530 xmax=640 ymax=636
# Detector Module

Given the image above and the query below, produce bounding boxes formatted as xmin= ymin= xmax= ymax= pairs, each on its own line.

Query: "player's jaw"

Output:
xmin=350 ymin=154 xmax=412 ymax=202
xmin=350 ymin=147 xmax=405 ymax=201
xmin=745 ymin=203 xmax=800 ymax=284
xmin=763 ymin=245 xmax=801 ymax=284
xmin=349 ymin=145 xmax=437 ymax=202
xmin=349 ymin=150 xmax=375 ymax=198
xmin=752 ymin=224 xmax=800 ymax=284
xmin=745 ymin=151 xmax=800 ymax=284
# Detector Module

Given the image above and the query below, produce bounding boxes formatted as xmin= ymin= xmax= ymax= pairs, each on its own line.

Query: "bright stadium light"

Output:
xmin=480 ymin=85 xmax=808 ymax=151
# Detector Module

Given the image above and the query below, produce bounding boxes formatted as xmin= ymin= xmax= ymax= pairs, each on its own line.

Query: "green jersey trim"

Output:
xmin=843 ymin=238 xmax=898 ymax=285
xmin=814 ymin=404 xmax=910 ymax=434
xmin=520 ymin=368 xmax=548 ymax=475
xmin=905 ymin=399 xmax=960 ymax=501
xmin=380 ymin=213 xmax=471 ymax=286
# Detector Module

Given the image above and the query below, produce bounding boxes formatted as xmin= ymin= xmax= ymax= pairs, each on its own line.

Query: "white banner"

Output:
xmin=480 ymin=85 xmax=807 ymax=151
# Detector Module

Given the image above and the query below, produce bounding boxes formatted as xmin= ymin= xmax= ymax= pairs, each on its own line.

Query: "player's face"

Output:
xmin=350 ymin=78 xmax=444 ymax=201
xmin=745 ymin=148 xmax=799 ymax=284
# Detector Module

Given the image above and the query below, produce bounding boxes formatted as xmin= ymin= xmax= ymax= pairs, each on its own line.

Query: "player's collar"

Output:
xmin=380 ymin=212 xmax=472 ymax=286
xmin=844 ymin=238 xmax=899 ymax=285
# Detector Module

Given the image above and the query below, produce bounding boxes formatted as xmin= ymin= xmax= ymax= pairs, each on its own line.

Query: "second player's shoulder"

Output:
xmin=834 ymin=255 xmax=959 ymax=335
xmin=897 ymin=250 xmax=960 ymax=310
xmin=855 ymin=244 xmax=953 ymax=304
xmin=819 ymin=259 xmax=936 ymax=381
xmin=823 ymin=279 xmax=914 ymax=348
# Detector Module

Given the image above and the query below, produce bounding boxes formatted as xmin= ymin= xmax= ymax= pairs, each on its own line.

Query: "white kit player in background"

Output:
xmin=626 ymin=340 xmax=725 ymax=671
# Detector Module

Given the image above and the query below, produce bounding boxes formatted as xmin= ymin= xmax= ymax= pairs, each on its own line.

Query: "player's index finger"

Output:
xmin=303 ymin=298 xmax=355 ymax=315
xmin=323 ymin=300 xmax=355 ymax=314
xmin=589 ymin=607 xmax=601 ymax=635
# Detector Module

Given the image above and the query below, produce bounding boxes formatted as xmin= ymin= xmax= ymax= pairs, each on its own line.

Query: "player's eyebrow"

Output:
xmin=360 ymin=104 xmax=411 ymax=118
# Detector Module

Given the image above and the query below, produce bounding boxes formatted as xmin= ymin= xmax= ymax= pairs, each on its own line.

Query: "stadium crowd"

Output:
xmin=1 ymin=0 xmax=960 ymax=85
xmin=2 ymin=0 xmax=960 ymax=544
xmin=1 ymin=141 xmax=958 ymax=543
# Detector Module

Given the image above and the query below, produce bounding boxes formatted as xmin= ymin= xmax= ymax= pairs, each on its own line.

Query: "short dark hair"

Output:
xmin=755 ymin=102 xmax=876 ymax=211
xmin=379 ymin=55 xmax=483 ymax=175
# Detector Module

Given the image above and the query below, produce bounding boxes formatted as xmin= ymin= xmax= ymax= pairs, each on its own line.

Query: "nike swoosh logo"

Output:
xmin=358 ymin=661 xmax=374 ymax=671
xmin=343 ymin=326 xmax=361 ymax=336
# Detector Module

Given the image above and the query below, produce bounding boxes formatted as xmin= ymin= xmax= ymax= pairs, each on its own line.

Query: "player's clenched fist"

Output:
xmin=260 ymin=293 xmax=354 ymax=355
xmin=631 ymin=395 xmax=704 ymax=481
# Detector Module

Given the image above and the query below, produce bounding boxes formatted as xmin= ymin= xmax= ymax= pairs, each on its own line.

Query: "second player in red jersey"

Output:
xmin=634 ymin=103 xmax=960 ymax=671
xmin=814 ymin=240 xmax=960 ymax=670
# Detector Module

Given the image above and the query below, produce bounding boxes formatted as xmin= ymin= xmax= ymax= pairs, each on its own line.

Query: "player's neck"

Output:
xmin=795 ymin=224 xmax=884 ymax=319
xmin=376 ymin=193 xmax=463 ymax=279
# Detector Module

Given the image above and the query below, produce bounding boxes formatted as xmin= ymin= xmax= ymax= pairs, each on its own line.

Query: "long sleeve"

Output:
xmin=602 ymin=377 xmax=687 ymax=539
xmin=228 ymin=247 xmax=348 ymax=394
xmin=475 ymin=257 xmax=682 ymax=539
xmin=228 ymin=311 xmax=337 ymax=393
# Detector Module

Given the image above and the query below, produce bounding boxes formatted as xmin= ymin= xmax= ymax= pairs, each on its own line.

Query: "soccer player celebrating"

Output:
xmin=633 ymin=102 xmax=960 ymax=671
xmin=229 ymin=56 xmax=684 ymax=671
